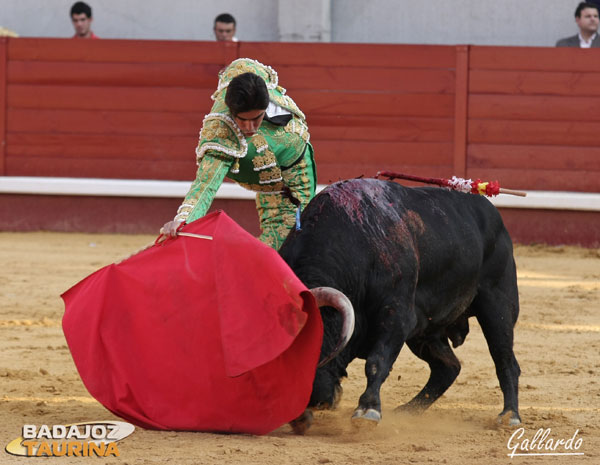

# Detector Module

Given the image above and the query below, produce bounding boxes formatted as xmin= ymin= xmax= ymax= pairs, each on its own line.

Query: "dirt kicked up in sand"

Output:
xmin=1 ymin=231 xmax=599 ymax=464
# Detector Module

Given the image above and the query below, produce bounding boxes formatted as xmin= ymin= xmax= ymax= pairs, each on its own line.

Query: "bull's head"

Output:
xmin=290 ymin=287 xmax=355 ymax=434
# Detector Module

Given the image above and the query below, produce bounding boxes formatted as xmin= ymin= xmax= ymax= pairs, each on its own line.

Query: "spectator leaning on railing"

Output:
xmin=70 ymin=1 xmax=99 ymax=39
xmin=213 ymin=13 xmax=238 ymax=42
xmin=556 ymin=2 xmax=599 ymax=47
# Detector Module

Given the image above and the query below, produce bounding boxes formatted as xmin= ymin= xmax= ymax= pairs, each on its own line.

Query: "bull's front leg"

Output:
xmin=353 ymin=314 xmax=409 ymax=424
xmin=289 ymin=409 xmax=313 ymax=434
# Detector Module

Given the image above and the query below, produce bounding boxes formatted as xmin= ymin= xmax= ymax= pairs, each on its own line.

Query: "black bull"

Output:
xmin=279 ymin=178 xmax=521 ymax=432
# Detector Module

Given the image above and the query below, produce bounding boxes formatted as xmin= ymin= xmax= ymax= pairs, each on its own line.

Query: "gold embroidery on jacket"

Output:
xmin=283 ymin=119 xmax=310 ymax=144
xmin=238 ymin=181 xmax=284 ymax=192
xmin=253 ymin=150 xmax=277 ymax=171
xmin=195 ymin=114 xmax=247 ymax=164
xmin=259 ymin=167 xmax=283 ymax=184
xmin=251 ymin=134 xmax=268 ymax=153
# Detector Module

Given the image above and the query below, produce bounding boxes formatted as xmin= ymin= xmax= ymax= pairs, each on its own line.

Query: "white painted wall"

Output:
xmin=279 ymin=0 xmax=331 ymax=42
xmin=0 ymin=0 xmax=586 ymax=46
xmin=331 ymin=0 xmax=580 ymax=46
xmin=2 ymin=0 xmax=279 ymax=41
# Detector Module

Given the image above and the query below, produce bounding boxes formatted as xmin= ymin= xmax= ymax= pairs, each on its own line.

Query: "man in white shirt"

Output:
xmin=556 ymin=2 xmax=600 ymax=47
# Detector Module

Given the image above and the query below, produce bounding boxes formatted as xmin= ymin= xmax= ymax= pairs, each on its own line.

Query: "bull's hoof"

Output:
xmin=351 ymin=408 xmax=381 ymax=424
xmin=497 ymin=409 xmax=521 ymax=426
xmin=290 ymin=409 xmax=313 ymax=435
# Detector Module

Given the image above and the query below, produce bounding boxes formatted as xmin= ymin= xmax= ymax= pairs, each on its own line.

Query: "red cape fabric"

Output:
xmin=62 ymin=211 xmax=323 ymax=434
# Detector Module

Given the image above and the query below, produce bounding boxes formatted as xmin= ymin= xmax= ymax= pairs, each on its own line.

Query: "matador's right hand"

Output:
xmin=160 ymin=220 xmax=184 ymax=239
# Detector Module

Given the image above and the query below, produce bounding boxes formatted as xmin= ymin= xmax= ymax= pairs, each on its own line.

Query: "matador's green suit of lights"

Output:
xmin=173 ymin=58 xmax=317 ymax=249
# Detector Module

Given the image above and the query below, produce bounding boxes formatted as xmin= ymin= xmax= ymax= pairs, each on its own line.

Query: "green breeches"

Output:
xmin=255 ymin=155 xmax=316 ymax=250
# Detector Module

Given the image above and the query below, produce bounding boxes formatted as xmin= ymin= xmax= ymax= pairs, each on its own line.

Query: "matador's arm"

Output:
xmin=174 ymin=154 xmax=233 ymax=223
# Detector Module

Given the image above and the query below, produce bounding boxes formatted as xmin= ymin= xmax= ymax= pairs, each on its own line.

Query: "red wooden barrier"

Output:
xmin=0 ymin=38 xmax=7 ymax=175
xmin=0 ymin=39 xmax=599 ymax=245
xmin=453 ymin=45 xmax=469 ymax=177
xmin=236 ymin=41 xmax=457 ymax=183
xmin=3 ymin=39 xmax=459 ymax=185
xmin=467 ymin=45 xmax=600 ymax=194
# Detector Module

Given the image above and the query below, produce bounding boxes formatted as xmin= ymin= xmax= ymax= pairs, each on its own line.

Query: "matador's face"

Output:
xmin=233 ymin=109 xmax=266 ymax=138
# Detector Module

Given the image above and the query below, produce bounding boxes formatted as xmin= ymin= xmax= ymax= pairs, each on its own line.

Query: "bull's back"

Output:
xmin=281 ymin=178 xmax=515 ymax=296
xmin=306 ymin=178 xmax=509 ymax=250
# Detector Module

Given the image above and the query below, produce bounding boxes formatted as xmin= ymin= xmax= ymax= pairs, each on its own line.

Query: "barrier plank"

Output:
xmin=0 ymin=38 xmax=6 ymax=175
xmin=0 ymin=195 xmax=260 ymax=236
xmin=468 ymin=119 xmax=600 ymax=146
xmin=7 ymin=109 xmax=205 ymax=136
xmin=467 ymin=167 xmax=600 ymax=192
xmin=8 ymin=84 xmax=212 ymax=112
xmin=309 ymin=117 xmax=453 ymax=142
xmin=468 ymin=144 xmax=600 ymax=171
xmin=292 ymin=91 xmax=454 ymax=117
xmin=5 ymin=156 xmax=194 ymax=180
xmin=499 ymin=209 xmax=600 ymax=247
xmin=6 ymin=139 xmax=451 ymax=176
xmin=7 ymin=113 xmax=452 ymax=143
xmin=6 ymin=133 xmax=197 ymax=161
xmin=239 ymin=42 xmax=456 ymax=68
xmin=470 ymin=70 xmax=600 ymax=97
xmin=453 ymin=45 xmax=469 ymax=176
xmin=469 ymin=94 xmax=600 ymax=122
xmin=316 ymin=163 xmax=454 ymax=183
xmin=313 ymin=141 xmax=452 ymax=166
xmin=470 ymin=46 xmax=600 ymax=72
xmin=8 ymin=38 xmax=239 ymax=64
xmin=8 ymin=61 xmax=222 ymax=88
xmin=276 ymin=66 xmax=455 ymax=93
xmin=8 ymin=84 xmax=452 ymax=117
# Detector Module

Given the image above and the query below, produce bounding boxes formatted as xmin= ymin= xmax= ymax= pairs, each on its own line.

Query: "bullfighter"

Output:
xmin=161 ymin=58 xmax=316 ymax=249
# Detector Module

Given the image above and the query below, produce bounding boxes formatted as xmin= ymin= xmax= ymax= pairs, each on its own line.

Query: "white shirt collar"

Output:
xmin=579 ymin=32 xmax=597 ymax=48
xmin=266 ymin=101 xmax=290 ymax=118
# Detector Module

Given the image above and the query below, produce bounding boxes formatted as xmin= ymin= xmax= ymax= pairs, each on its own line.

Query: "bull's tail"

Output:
xmin=411 ymin=335 xmax=461 ymax=372
xmin=429 ymin=337 xmax=461 ymax=371
xmin=401 ymin=335 xmax=461 ymax=411
xmin=445 ymin=314 xmax=470 ymax=349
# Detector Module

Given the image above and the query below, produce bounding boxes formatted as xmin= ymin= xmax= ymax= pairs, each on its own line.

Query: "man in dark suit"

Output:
xmin=556 ymin=2 xmax=600 ymax=47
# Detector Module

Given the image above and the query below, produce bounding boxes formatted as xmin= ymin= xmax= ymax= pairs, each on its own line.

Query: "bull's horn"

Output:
xmin=310 ymin=287 xmax=355 ymax=368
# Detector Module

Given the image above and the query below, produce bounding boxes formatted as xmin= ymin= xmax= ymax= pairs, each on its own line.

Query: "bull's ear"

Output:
xmin=310 ymin=287 xmax=355 ymax=367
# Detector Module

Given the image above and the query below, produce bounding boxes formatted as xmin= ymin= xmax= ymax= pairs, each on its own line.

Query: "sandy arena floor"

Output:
xmin=1 ymin=231 xmax=599 ymax=464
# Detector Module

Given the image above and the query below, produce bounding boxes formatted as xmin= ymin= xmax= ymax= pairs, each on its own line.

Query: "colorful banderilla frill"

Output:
xmin=375 ymin=171 xmax=527 ymax=197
